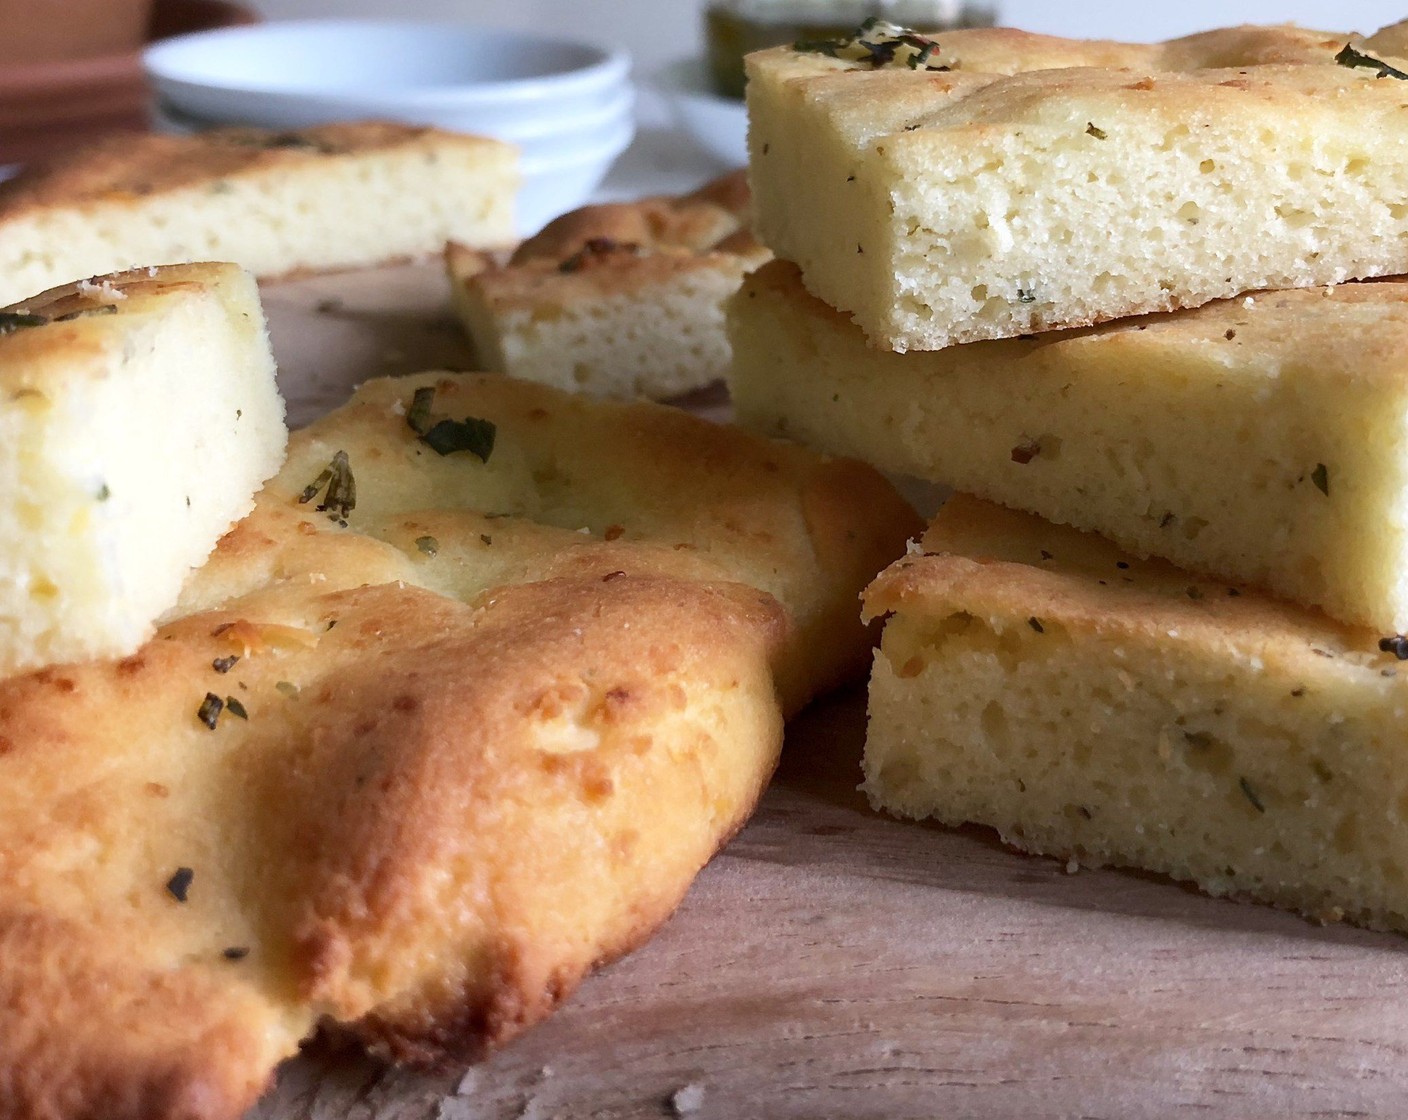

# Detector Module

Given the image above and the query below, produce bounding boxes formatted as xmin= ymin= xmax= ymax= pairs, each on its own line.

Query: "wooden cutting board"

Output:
xmin=250 ymin=263 xmax=1408 ymax=1120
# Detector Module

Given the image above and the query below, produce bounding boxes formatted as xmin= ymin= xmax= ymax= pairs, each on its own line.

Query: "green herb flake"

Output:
xmin=1238 ymin=776 xmax=1266 ymax=813
xmin=406 ymin=386 xmax=436 ymax=436
xmin=1086 ymin=122 xmax=1108 ymax=139
xmin=275 ymin=681 xmax=300 ymax=699
xmin=166 ymin=867 xmax=195 ymax=902
xmin=212 ymin=655 xmax=239 ymax=674
xmin=1311 ymin=463 xmax=1330 ymax=496
xmin=96 ymin=483 xmax=110 ymax=501
xmin=1335 ymin=42 xmax=1408 ymax=79
xmin=0 ymin=310 xmax=49 ymax=335
xmin=225 ymin=696 xmax=249 ymax=720
xmin=422 ymin=416 xmax=496 ymax=461
xmin=197 ymin=692 xmax=224 ymax=729
xmin=793 ymin=18 xmax=950 ymax=73
xmin=415 ymin=535 xmax=439 ymax=556
xmin=298 ymin=450 xmax=356 ymax=523
xmin=1379 ymin=634 xmax=1408 ymax=660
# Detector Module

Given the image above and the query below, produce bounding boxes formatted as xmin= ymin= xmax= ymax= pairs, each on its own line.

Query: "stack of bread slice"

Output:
xmin=728 ymin=16 xmax=1408 ymax=932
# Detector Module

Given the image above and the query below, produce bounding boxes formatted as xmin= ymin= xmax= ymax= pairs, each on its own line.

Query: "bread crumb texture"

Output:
xmin=864 ymin=496 xmax=1408 ymax=934
xmin=749 ymin=19 xmax=1408 ymax=349
xmin=0 ymin=262 xmax=285 ymax=677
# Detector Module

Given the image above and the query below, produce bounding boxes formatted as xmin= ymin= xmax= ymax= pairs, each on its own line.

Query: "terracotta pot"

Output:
xmin=0 ymin=0 xmax=258 ymax=166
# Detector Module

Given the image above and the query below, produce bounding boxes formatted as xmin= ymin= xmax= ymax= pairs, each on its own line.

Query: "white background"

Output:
xmin=251 ymin=1 xmax=1408 ymax=59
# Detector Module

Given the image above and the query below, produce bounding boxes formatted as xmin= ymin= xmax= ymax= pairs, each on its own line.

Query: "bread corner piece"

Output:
xmin=863 ymin=494 xmax=1408 ymax=933
xmin=748 ymin=20 xmax=1408 ymax=350
xmin=0 ymin=263 xmax=286 ymax=676
xmin=0 ymin=122 xmax=518 ymax=305
xmin=447 ymin=170 xmax=771 ymax=399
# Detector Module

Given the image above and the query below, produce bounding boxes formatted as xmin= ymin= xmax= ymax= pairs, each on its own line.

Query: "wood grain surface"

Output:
xmin=250 ymin=263 xmax=1408 ymax=1120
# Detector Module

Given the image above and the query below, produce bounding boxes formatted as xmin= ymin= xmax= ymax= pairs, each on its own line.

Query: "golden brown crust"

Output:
xmin=0 ymin=263 xmax=223 ymax=376
xmin=0 ymin=122 xmax=506 ymax=220
xmin=511 ymin=169 xmax=752 ymax=264
xmin=449 ymin=170 xmax=768 ymax=313
xmin=865 ymin=495 xmax=1389 ymax=682
xmin=0 ymin=372 xmax=916 ymax=1120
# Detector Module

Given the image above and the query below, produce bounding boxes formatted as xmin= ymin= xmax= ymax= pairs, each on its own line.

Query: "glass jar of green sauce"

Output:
xmin=705 ymin=1 xmax=997 ymax=98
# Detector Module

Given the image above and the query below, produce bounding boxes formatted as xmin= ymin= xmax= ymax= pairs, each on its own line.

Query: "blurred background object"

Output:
xmin=0 ymin=0 xmax=256 ymax=165
xmin=0 ymin=0 xmax=155 ymax=64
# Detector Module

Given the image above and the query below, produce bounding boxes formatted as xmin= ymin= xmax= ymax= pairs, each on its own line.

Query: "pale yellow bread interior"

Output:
xmin=0 ymin=372 xmax=919 ymax=1120
xmin=729 ymin=259 xmax=1408 ymax=633
xmin=0 ymin=122 xmax=517 ymax=306
xmin=0 ymin=262 xmax=285 ymax=678
xmin=864 ymin=495 xmax=1408 ymax=934
xmin=748 ymin=20 xmax=1408 ymax=350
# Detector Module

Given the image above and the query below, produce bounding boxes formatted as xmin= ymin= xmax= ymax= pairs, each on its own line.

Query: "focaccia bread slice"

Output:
xmin=0 ymin=262 xmax=285 ymax=678
xmin=0 ymin=122 xmax=517 ymax=306
xmin=729 ymin=259 xmax=1408 ymax=632
xmin=448 ymin=171 xmax=771 ymax=399
xmin=748 ymin=18 xmax=1408 ymax=351
xmin=0 ymin=372 xmax=918 ymax=1120
xmin=864 ymin=495 xmax=1408 ymax=934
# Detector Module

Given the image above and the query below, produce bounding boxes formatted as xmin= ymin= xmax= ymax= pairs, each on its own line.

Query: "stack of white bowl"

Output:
xmin=144 ymin=20 xmax=635 ymax=234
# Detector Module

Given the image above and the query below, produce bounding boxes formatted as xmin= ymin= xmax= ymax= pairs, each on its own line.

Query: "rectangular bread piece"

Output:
xmin=447 ymin=172 xmax=770 ymax=400
xmin=729 ymin=259 xmax=1408 ymax=633
xmin=863 ymin=495 xmax=1408 ymax=933
xmin=0 ymin=122 xmax=517 ymax=306
xmin=0 ymin=263 xmax=286 ymax=675
xmin=747 ymin=20 xmax=1408 ymax=351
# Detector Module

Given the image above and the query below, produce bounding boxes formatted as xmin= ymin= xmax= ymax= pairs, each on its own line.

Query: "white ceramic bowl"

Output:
xmin=142 ymin=20 xmax=639 ymax=233
xmin=654 ymin=58 xmax=747 ymax=168
xmin=144 ymin=20 xmax=632 ymax=131
xmin=520 ymin=122 xmax=635 ymax=233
